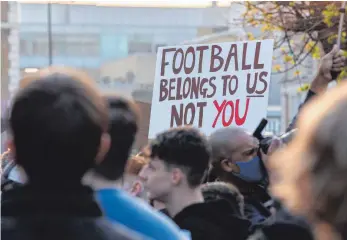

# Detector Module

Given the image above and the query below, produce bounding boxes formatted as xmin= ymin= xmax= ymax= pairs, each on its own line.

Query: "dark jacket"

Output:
xmin=247 ymin=221 xmax=314 ymax=240
xmin=1 ymin=184 xmax=143 ymax=240
xmin=1 ymin=161 xmax=24 ymax=192
xmin=260 ymin=221 xmax=314 ymax=240
xmin=173 ymin=199 xmax=251 ymax=240
xmin=243 ymin=90 xmax=318 ymax=228
xmin=263 ymin=200 xmax=314 ymax=240
xmin=286 ymin=89 xmax=316 ymax=132
xmin=218 ymin=173 xmax=272 ymax=228
xmin=246 ymin=199 xmax=314 ymax=240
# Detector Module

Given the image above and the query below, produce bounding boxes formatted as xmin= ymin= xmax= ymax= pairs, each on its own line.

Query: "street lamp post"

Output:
xmin=47 ymin=2 xmax=53 ymax=65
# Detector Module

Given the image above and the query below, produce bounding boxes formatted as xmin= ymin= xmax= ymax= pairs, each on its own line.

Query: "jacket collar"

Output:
xmin=1 ymin=184 xmax=102 ymax=217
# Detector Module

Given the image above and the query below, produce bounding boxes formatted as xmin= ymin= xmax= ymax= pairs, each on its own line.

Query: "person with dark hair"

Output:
xmin=1 ymin=67 xmax=142 ymax=240
xmin=0 ymin=68 xmax=101 ymax=191
xmin=201 ymin=182 xmax=245 ymax=218
xmin=92 ymin=95 xmax=140 ymax=181
xmin=140 ymin=127 xmax=251 ymax=240
xmin=83 ymin=95 xmax=188 ymax=240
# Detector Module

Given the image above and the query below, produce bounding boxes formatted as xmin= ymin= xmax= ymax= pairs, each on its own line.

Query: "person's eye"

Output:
xmin=244 ymin=148 xmax=256 ymax=156
xmin=244 ymin=151 xmax=252 ymax=156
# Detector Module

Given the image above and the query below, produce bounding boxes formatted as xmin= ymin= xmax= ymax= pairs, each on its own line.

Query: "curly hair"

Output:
xmin=269 ymin=81 xmax=347 ymax=236
xmin=201 ymin=181 xmax=245 ymax=217
xmin=150 ymin=126 xmax=210 ymax=187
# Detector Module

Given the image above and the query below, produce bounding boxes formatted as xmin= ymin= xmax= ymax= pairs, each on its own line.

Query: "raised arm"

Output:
xmin=286 ymin=45 xmax=346 ymax=132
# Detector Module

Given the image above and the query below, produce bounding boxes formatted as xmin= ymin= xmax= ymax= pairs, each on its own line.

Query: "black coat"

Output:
xmin=1 ymin=184 xmax=142 ymax=240
xmin=173 ymin=199 xmax=251 ymax=240
xmin=286 ymin=89 xmax=316 ymax=132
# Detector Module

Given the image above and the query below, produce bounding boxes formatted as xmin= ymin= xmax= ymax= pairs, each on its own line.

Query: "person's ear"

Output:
xmin=171 ymin=168 xmax=183 ymax=186
xmin=95 ymin=133 xmax=111 ymax=164
xmin=130 ymin=181 xmax=143 ymax=196
xmin=221 ymin=159 xmax=240 ymax=173
xmin=3 ymin=139 xmax=16 ymax=162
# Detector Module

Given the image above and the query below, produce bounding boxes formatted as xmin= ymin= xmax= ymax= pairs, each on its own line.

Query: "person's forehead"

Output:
xmin=238 ymin=132 xmax=254 ymax=142
xmin=231 ymin=131 xmax=255 ymax=148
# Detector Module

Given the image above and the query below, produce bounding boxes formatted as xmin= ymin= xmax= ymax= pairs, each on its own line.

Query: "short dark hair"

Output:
xmin=93 ymin=96 xmax=139 ymax=180
xmin=201 ymin=182 xmax=244 ymax=217
xmin=9 ymin=72 xmax=108 ymax=186
xmin=150 ymin=127 xmax=210 ymax=187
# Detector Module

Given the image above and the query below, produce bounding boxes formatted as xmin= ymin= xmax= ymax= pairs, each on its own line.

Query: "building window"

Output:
xmin=53 ymin=41 xmax=66 ymax=56
xmin=20 ymin=39 xmax=30 ymax=55
xmin=265 ymin=117 xmax=281 ymax=135
xmin=128 ymin=41 xmax=153 ymax=54
xmin=154 ymin=44 xmax=166 ymax=53
xmin=33 ymin=41 xmax=48 ymax=56
xmin=212 ymin=26 xmax=228 ymax=33
xmin=20 ymin=34 xmax=100 ymax=57
xmin=54 ymin=35 xmax=100 ymax=57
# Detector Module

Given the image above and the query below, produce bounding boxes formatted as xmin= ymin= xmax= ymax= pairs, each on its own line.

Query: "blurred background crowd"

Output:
xmin=1 ymin=1 xmax=347 ymax=240
xmin=3 ymin=1 xmax=346 ymax=151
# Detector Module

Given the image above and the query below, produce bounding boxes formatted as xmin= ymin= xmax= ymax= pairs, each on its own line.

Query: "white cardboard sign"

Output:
xmin=149 ymin=39 xmax=274 ymax=139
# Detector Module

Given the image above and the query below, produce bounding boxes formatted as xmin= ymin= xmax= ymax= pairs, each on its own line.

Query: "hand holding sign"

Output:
xmin=149 ymin=40 xmax=274 ymax=138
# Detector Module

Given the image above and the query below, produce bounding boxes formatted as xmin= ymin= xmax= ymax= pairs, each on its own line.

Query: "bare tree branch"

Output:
xmin=241 ymin=1 xmax=346 ymax=73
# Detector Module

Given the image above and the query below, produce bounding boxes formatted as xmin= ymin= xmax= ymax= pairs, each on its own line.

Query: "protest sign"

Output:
xmin=148 ymin=39 xmax=274 ymax=139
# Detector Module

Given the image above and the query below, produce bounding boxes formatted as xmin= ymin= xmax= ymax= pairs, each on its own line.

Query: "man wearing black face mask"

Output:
xmin=208 ymin=127 xmax=275 ymax=229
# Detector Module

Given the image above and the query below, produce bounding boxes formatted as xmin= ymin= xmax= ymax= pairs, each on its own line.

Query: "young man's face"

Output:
xmin=140 ymin=157 xmax=173 ymax=202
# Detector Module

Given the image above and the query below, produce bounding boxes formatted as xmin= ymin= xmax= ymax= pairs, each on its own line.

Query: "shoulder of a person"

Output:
xmin=1 ymin=216 xmax=148 ymax=240
xmin=176 ymin=216 xmax=218 ymax=235
xmin=93 ymin=218 xmax=152 ymax=240
xmin=247 ymin=230 xmax=268 ymax=240
xmin=177 ymin=218 xmax=216 ymax=240
xmin=97 ymin=189 xmax=186 ymax=238
xmin=99 ymin=189 xmax=167 ymax=219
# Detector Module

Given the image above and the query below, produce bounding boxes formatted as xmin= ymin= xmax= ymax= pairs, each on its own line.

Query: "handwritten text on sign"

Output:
xmin=148 ymin=40 xmax=274 ymax=138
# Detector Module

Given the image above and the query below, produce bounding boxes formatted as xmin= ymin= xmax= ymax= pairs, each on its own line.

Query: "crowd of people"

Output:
xmin=0 ymin=44 xmax=346 ymax=240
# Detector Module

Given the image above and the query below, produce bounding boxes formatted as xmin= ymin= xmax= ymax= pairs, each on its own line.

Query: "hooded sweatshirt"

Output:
xmin=173 ymin=199 xmax=251 ymax=240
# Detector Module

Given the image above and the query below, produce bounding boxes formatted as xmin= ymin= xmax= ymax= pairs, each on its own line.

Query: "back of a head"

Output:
xmin=93 ymin=96 xmax=139 ymax=181
xmin=9 ymin=68 xmax=108 ymax=187
xmin=270 ymin=81 xmax=347 ymax=237
xmin=201 ymin=181 xmax=245 ymax=217
xmin=208 ymin=127 xmax=246 ymax=179
xmin=209 ymin=127 xmax=245 ymax=159
xmin=150 ymin=126 xmax=210 ymax=188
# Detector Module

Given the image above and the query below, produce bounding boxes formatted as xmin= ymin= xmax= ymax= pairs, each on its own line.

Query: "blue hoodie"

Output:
xmin=96 ymin=188 xmax=190 ymax=240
